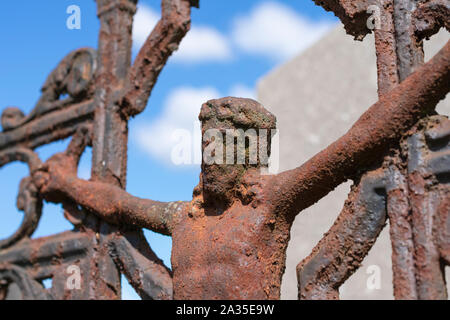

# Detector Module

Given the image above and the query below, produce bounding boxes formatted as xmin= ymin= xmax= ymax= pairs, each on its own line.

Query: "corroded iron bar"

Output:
xmin=0 ymin=231 xmax=92 ymax=281
xmin=373 ymin=0 xmax=399 ymax=96
xmin=393 ymin=0 xmax=424 ymax=81
xmin=413 ymin=0 xmax=450 ymax=40
xmin=374 ymin=0 xmax=417 ymax=300
xmin=297 ymin=169 xmax=388 ymax=300
xmin=408 ymin=163 xmax=447 ymax=300
xmin=0 ymin=177 xmax=43 ymax=251
xmin=313 ymin=0 xmax=376 ymax=39
xmin=0 ymin=265 xmax=52 ymax=300
xmin=407 ymin=117 xmax=449 ymax=300
xmin=386 ymin=163 xmax=417 ymax=299
xmin=92 ymin=0 xmax=137 ymax=187
xmin=76 ymin=0 xmax=140 ymax=300
xmin=390 ymin=0 xmax=447 ymax=299
xmin=437 ymin=197 xmax=450 ymax=265
xmin=298 ymin=0 xmax=399 ymax=300
xmin=121 ymin=0 xmax=198 ymax=117
xmin=109 ymin=230 xmax=173 ymax=300
xmin=0 ymin=148 xmax=41 ymax=171
xmin=0 ymin=148 xmax=43 ymax=251
xmin=0 ymin=100 xmax=94 ymax=155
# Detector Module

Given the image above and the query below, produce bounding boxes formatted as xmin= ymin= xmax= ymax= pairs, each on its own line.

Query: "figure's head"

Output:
xmin=198 ymin=97 xmax=276 ymax=206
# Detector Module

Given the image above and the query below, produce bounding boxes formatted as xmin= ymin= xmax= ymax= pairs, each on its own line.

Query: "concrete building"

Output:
xmin=258 ymin=26 xmax=449 ymax=300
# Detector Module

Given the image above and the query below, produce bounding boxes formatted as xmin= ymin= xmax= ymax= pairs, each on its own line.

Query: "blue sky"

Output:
xmin=0 ymin=1 xmax=337 ymax=299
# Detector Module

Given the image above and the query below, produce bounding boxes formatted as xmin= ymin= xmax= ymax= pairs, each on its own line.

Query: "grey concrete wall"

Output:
xmin=258 ymin=25 xmax=449 ymax=300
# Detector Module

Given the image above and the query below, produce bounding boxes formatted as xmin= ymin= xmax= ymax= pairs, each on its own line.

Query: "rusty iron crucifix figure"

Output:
xmin=0 ymin=0 xmax=449 ymax=300
xmin=33 ymin=49 xmax=449 ymax=299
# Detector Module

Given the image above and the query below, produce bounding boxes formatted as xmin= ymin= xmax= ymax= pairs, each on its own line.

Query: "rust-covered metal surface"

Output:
xmin=0 ymin=0 xmax=449 ymax=300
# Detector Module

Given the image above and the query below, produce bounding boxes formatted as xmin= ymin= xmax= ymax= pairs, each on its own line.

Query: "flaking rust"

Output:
xmin=0 ymin=0 xmax=449 ymax=300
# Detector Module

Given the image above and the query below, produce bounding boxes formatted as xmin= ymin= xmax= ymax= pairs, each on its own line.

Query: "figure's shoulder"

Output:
xmin=167 ymin=200 xmax=192 ymax=226
xmin=240 ymin=168 xmax=274 ymax=190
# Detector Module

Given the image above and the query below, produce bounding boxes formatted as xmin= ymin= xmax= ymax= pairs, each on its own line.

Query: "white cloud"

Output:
xmin=132 ymin=5 xmax=231 ymax=63
xmin=134 ymin=87 xmax=220 ymax=166
xmin=229 ymin=84 xmax=256 ymax=99
xmin=232 ymin=2 xmax=335 ymax=61
xmin=132 ymin=5 xmax=159 ymax=50
xmin=172 ymin=26 xmax=232 ymax=63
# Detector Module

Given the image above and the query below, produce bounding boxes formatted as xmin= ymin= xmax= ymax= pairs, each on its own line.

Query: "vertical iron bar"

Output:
xmin=374 ymin=0 xmax=399 ymax=96
xmin=89 ymin=0 xmax=138 ymax=299
xmin=374 ymin=0 xmax=422 ymax=299
xmin=393 ymin=0 xmax=424 ymax=81
xmin=93 ymin=0 xmax=137 ymax=187
xmin=386 ymin=163 xmax=418 ymax=299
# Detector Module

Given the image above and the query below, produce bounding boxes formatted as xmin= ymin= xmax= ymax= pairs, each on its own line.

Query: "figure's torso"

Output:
xmin=171 ymin=189 xmax=291 ymax=300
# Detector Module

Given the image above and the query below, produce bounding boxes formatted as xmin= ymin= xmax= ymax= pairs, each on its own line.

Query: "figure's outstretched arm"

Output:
xmin=51 ymin=176 xmax=185 ymax=236
xmin=267 ymin=41 xmax=450 ymax=220
xmin=33 ymin=127 xmax=186 ymax=236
